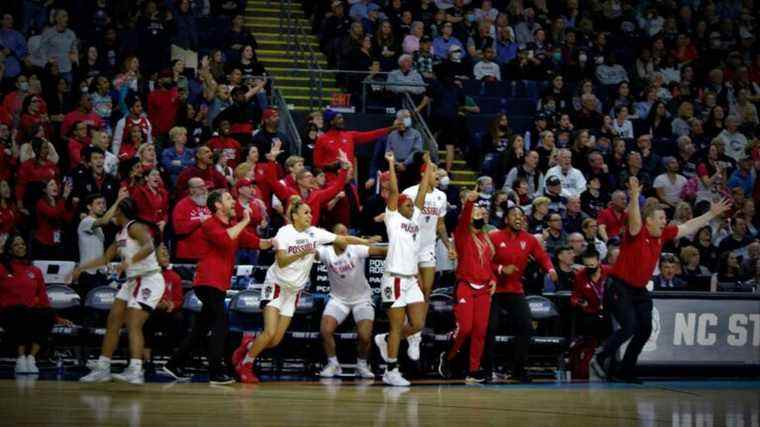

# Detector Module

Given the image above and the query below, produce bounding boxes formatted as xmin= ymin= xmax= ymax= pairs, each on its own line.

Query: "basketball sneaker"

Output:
xmin=437 ymin=351 xmax=451 ymax=379
xmin=235 ymin=362 xmax=259 ymax=384
xmin=406 ymin=332 xmax=421 ymax=361
xmin=355 ymin=363 xmax=375 ymax=379
xmin=382 ymin=368 xmax=410 ymax=387
xmin=15 ymin=356 xmax=27 ymax=375
xmin=319 ymin=362 xmax=342 ymax=378
xmin=465 ymin=371 xmax=487 ymax=384
xmin=25 ymin=356 xmax=39 ymax=374
xmin=113 ymin=366 xmax=145 ymax=385
xmin=233 ymin=336 xmax=255 ymax=367
xmin=589 ymin=354 xmax=608 ymax=381
xmin=374 ymin=333 xmax=389 ymax=362
xmin=161 ymin=362 xmax=191 ymax=382
xmin=210 ymin=372 xmax=235 ymax=385
xmin=79 ymin=364 xmax=112 ymax=383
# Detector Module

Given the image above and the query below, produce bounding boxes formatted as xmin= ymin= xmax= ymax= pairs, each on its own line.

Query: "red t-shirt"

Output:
xmin=0 ymin=203 xmax=20 ymax=236
xmin=193 ymin=215 xmax=261 ymax=292
xmin=147 ymin=88 xmax=180 ymax=135
xmin=313 ymin=128 xmax=389 ymax=170
xmin=15 ymin=160 xmax=59 ymax=203
xmin=610 ymin=224 xmax=679 ymax=288
xmin=172 ymin=196 xmax=212 ymax=260
xmin=61 ymin=110 xmax=104 ymax=138
xmin=597 ymin=207 xmax=626 ymax=239
xmin=207 ymin=136 xmax=242 ymax=168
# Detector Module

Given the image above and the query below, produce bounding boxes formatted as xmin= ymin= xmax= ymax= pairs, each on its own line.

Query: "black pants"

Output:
xmin=77 ymin=272 xmax=108 ymax=296
xmin=0 ymin=306 xmax=55 ymax=348
xmin=482 ymin=293 xmax=533 ymax=376
xmin=597 ymin=277 xmax=653 ymax=377
xmin=170 ymin=286 xmax=227 ymax=374
xmin=143 ymin=310 xmax=184 ymax=355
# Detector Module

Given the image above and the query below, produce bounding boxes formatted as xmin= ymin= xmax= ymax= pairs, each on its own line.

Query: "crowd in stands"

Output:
xmin=307 ymin=0 xmax=760 ymax=293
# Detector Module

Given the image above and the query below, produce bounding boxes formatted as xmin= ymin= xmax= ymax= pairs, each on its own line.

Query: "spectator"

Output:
xmin=131 ymin=169 xmax=169 ymax=234
xmin=0 ymin=234 xmax=71 ymax=375
xmin=653 ymin=254 xmax=688 ymax=290
xmin=413 ymin=35 xmax=435 ymax=79
xmin=494 ymin=23 xmax=518 ymax=65
xmin=61 ymin=93 xmax=103 ymax=138
xmin=33 ymin=179 xmax=75 ymax=260
xmin=563 ymin=196 xmax=588 ymax=234
xmin=403 ymin=21 xmax=424 ymax=55
xmin=1 ymin=14 xmax=29 ymax=80
xmin=718 ymin=217 xmax=752 ymax=254
xmin=611 ymin=106 xmax=633 ymax=139
xmin=473 ymin=46 xmax=501 ymax=81
xmin=653 ymin=157 xmax=688 ymax=210
xmin=580 ymin=218 xmax=607 ymax=259
xmin=71 ymin=146 xmax=119 ymax=206
xmin=574 ymin=94 xmax=604 ymax=130
xmin=208 ymin=120 xmax=242 ymax=168
xmin=679 ymin=245 xmax=711 ymax=279
xmin=514 ymin=8 xmax=540 ymax=48
xmin=172 ymin=177 xmax=211 ymax=261
xmin=467 ymin=20 xmax=495 ymax=62
xmin=373 ymin=20 xmax=399 ymax=71
xmin=161 ymin=127 xmax=195 ymax=185
xmin=548 ymin=245 xmax=577 ymax=292
xmin=385 ymin=109 xmax=423 ymax=175
xmin=545 ymin=149 xmax=586 ymax=198
xmin=728 ymin=157 xmax=756 ymax=197
xmin=174 ymin=145 xmax=228 ymax=198
xmin=252 ymin=108 xmax=291 ymax=163
xmin=503 ymin=150 xmax=544 ymax=199
xmin=386 ymin=54 xmax=426 ymax=95
xmin=16 ymin=139 xmax=59 ymax=207
xmin=112 ymin=95 xmax=152 ymax=159
xmin=213 ymin=85 xmax=265 ymax=144
xmin=597 ymin=190 xmax=627 ymax=241
xmin=77 ymin=192 xmax=124 ymax=291
xmin=718 ymin=115 xmax=748 ymax=162
xmin=65 ymin=121 xmax=90 ymax=171
xmin=432 ymin=22 xmax=463 ymax=60
xmin=321 ymin=1 xmax=352 ymax=66
xmin=147 ymin=69 xmax=181 ymax=142
xmin=224 ymin=15 xmax=258 ymax=61
xmin=171 ymin=0 xmax=199 ymax=70
xmin=39 ymin=9 xmax=78 ymax=79
xmin=541 ymin=212 xmax=568 ymax=255
xmin=570 ymin=248 xmax=611 ymax=338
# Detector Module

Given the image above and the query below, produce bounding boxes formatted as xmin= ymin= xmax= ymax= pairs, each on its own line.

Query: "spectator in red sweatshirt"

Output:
xmin=131 ymin=169 xmax=169 ymax=234
xmin=0 ymin=234 xmax=73 ymax=374
xmin=66 ymin=121 xmax=90 ymax=170
xmin=143 ymin=244 xmax=185 ymax=373
xmin=0 ymin=180 xmax=21 ymax=243
xmin=147 ymin=69 xmax=181 ymax=142
xmin=174 ymin=145 xmax=228 ymax=198
xmin=438 ymin=191 xmax=495 ymax=382
xmin=16 ymin=139 xmax=59 ymax=209
xmin=19 ymin=95 xmax=52 ymax=140
xmin=61 ymin=93 xmax=103 ymax=138
xmin=484 ymin=205 xmax=557 ymax=383
xmin=208 ymin=119 xmax=242 ymax=168
xmin=115 ymin=125 xmax=144 ymax=162
xmin=172 ymin=177 xmax=211 ymax=261
xmin=33 ymin=179 xmax=76 ymax=260
xmin=234 ymin=178 xmax=267 ymax=264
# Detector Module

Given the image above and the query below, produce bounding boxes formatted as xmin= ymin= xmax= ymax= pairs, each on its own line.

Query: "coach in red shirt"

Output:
xmin=484 ymin=205 xmax=557 ymax=383
xmin=165 ymin=189 xmax=271 ymax=384
xmin=590 ymin=177 xmax=730 ymax=383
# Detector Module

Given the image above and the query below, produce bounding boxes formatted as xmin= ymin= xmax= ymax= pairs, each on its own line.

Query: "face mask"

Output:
xmin=578 ymin=53 xmax=587 ymax=63
xmin=451 ymin=52 xmax=462 ymax=62
xmin=403 ymin=117 xmax=412 ymax=128
xmin=439 ymin=175 xmax=450 ymax=188
xmin=586 ymin=266 xmax=598 ymax=275
xmin=80 ymin=85 xmax=88 ymax=94
xmin=482 ymin=184 xmax=494 ymax=194
xmin=19 ymin=82 xmax=29 ymax=92
xmin=553 ymin=52 xmax=562 ymax=62
xmin=472 ymin=218 xmax=486 ymax=229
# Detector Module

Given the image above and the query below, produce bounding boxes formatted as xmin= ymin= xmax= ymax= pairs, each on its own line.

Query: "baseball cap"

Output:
xmin=547 ymin=176 xmax=561 ymax=186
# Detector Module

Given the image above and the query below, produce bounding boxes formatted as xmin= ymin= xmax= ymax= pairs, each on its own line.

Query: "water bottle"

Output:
xmin=524 ymin=131 xmax=531 ymax=150
xmin=56 ymin=358 xmax=64 ymax=379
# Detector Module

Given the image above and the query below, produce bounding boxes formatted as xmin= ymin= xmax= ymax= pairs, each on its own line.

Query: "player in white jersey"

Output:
xmin=72 ymin=197 xmax=165 ymax=385
xmin=401 ymin=162 xmax=456 ymax=361
xmin=374 ymin=151 xmax=433 ymax=386
xmin=233 ymin=196 xmax=372 ymax=383
xmin=317 ymin=223 xmax=387 ymax=379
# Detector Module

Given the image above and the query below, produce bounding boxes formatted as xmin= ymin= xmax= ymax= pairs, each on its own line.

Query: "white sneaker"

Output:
xmin=319 ymin=363 xmax=342 ymax=378
xmin=374 ymin=333 xmax=389 ymax=362
xmin=113 ymin=367 xmax=144 ymax=385
xmin=406 ymin=332 xmax=421 ymax=361
xmin=26 ymin=356 xmax=39 ymax=374
xmin=355 ymin=364 xmax=375 ymax=379
xmin=382 ymin=368 xmax=410 ymax=387
xmin=15 ymin=356 xmax=27 ymax=375
xmin=79 ymin=365 xmax=112 ymax=383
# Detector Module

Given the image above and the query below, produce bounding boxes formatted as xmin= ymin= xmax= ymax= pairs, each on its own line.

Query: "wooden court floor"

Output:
xmin=1 ymin=377 xmax=759 ymax=426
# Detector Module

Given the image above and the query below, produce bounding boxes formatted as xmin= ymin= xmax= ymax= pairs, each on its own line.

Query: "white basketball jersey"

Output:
xmin=268 ymin=224 xmax=337 ymax=290
xmin=116 ymin=220 xmax=160 ymax=279
xmin=384 ymin=208 xmax=421 ymax=275
xmin=316 ymin=245 xmax=372 ymax=305
xmin=402 ymin=185 xmax=447 ymax=248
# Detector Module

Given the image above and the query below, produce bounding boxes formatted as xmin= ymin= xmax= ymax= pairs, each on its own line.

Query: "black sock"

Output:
xmin=387 ymin=360 xmax=398 ymax=371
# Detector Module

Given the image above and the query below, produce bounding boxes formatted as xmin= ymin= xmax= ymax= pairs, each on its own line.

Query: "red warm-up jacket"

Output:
xmin=0 ymin=260 xmax=50 ymax=309
xmin=264 ymin=166 xmax=348 ymax=226
xmin=454 ymin=200 xmax=495 ymax=285
xmin=313 ymin=127 xmax=389 ymax=171
xmin=172 ymin=196 xmax=212 ymax=260
xmin=489 ymin=228 xmax=555 ymax=294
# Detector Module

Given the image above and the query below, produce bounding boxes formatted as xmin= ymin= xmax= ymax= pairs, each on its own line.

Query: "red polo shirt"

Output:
xmin=489 ymin=228 xmax=554 ymax=294
xmin=610 ymin=224 xmax=678 ymax=288
xmin=193 ymin=215 xmax=262 ymax=292
xmin=597 ymin=207 xmax=626 ymax=239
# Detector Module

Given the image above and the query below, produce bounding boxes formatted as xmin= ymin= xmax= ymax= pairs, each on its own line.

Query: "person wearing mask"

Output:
xmin=570 ymin=248 xmax=611 ymax=340
xmin=384 ymin=110 xmax=423 ymax=189
xmin=172 ymin=177 xmax=211 ymax=262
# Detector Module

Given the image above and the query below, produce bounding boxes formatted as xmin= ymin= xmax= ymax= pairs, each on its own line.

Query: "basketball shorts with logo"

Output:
xmin=418 ymin=243 xmax=436 ymax=268
xmin=262 ymin=282 xmax=301 ymax=317
xmin=381 ymin=273 xmax=424 ymax=309
xmin=323 ymin=297 xmax=375 ymax=324
xmin=115 ymin=271 xmax=165 ymax=310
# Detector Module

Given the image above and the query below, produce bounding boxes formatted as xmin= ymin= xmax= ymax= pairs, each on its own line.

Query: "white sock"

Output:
xmin=356 ymin=358 xmax=368 ymax=367
xmin=246 ymin=341 xmax=254 ymax=351
xmin=328 ymin=356 xmax=339 ymax=366
xmin=243 ymin=355 xmax=255 ymax=365
xmin=130 ymin=359 xmax=143 ymax=371
xmin=98 ymin=356 xmax=111 ymax=367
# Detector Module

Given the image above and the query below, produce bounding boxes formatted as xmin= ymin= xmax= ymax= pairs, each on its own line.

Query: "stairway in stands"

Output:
xmin=439 ymin=151 xmax=478 ymax=188
xmin=244 ymin=0 xmax=336 ymax=111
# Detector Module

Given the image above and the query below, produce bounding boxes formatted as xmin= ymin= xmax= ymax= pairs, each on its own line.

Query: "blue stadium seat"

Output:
xmin=427 ymin=287 xmax=455 ymax=334
xmin=182 ymin=289 xmax=203 ymax=313
xmin=509 ymin=115 xmax=533 ymax=134
xmin=475 ymin=97 xmax=509 ymax=114
xmin=228 ymin=289 xmax=264 ymax=333
xmin=81 ymin=286 xmax=118 ymax=361
xmin=506 ymin=97 xmax=537 ymax=116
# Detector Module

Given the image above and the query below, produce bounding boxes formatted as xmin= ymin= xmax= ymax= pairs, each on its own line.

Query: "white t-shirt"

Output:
xmin=269 ymin=224 xmax=337 ymax=290
xmin=402 ymin=185 xmax=447 ymax=248
xmin=78 ymin=216 xmax=105 ymax=275
xmin=653 ymin=173 xmax=688 ymax=206
xmin=384 ymin=208 xmax=421 ymax=275
xmin=316 ymin=245 xmax=372 ymax=304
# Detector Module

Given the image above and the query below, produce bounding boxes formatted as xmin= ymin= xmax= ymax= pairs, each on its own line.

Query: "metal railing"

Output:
xmin=273 ymin=87 xmax=302 ymax=155
xmin=280 ymin=0 xmax=324 ymax=110
xmin=402 ymin=92 xmax=439 ymax=163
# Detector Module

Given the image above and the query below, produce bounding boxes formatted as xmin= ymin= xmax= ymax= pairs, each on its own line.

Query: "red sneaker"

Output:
xmin=232 ymin=336 xmax=255 ymax=367
xmin=236 ymin=362 xmax=259 ymax=384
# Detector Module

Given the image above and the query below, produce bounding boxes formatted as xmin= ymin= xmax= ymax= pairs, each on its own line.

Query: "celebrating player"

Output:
xmin=374 ymin=151 xmax=432 ymax=386
xmin=591 ymin=177 xmax=730 ymax=383
xmin=317 ymin=224 xmax=387 ymax=379
xmin=232 ymin=198 xmax=372 ymax=383
xmin=400 ymin=155 xmax=455 ymax=361
xmin=437 ymin=190 xmax=495 ymax=383
xmin=74 ymin=198 xmax=165 ymax=385
xmin=163 ymin=189 xmax=271 ymax=385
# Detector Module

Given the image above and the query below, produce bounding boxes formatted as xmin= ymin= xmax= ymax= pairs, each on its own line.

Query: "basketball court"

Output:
xmin=2 ymin=375 xmax=758 ymax=426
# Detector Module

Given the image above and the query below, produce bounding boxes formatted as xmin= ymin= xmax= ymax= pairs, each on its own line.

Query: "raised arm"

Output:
xmin=626 ymin=176 xmax=642 ymax=237
xmin=415 ymin=152 xmax=433 ymax=210
xmin=386 ymin=151 xmax=399 ymax=211
xmin=677 ymin=198 xmax=731 ymax=239
xmin=226 ymin=208 xmax=251 ymax=240
xmin=94 ymin=189 xmax=129 ymax=228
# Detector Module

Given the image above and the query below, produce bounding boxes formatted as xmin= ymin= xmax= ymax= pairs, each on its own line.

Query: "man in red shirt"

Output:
xmin=172 ymin=177 xmax=211 ymax=261
xmin=590 ymin=177 xmax=730 ymax=383
xmin=61 ymin=93 xmax=103 ymax=138
xmin=164 ymin=189 xmax=271 ymax=385
xmin=597 ymin=190 xmax=627 ymax=240
xmin=485 ymin=205 xmax=558 ymax=383
xmin=207 ymin=120 xmax=242 ymax=168
xmin=437 ymin=191 xmax=495 ymax=383
xmin=174 ymin=146 xmax=228 ymax=198
xmin=147 ymin=70 xmax=181 ymax=141
xmin=314 ymin=110 xmax=398 ymax=226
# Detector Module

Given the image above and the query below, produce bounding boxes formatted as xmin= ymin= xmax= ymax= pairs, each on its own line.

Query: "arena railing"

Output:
xmin=280 ymin=0 xmax=324 ymax=111
xmin=273 ymin=87 xmax=303 ymax=156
